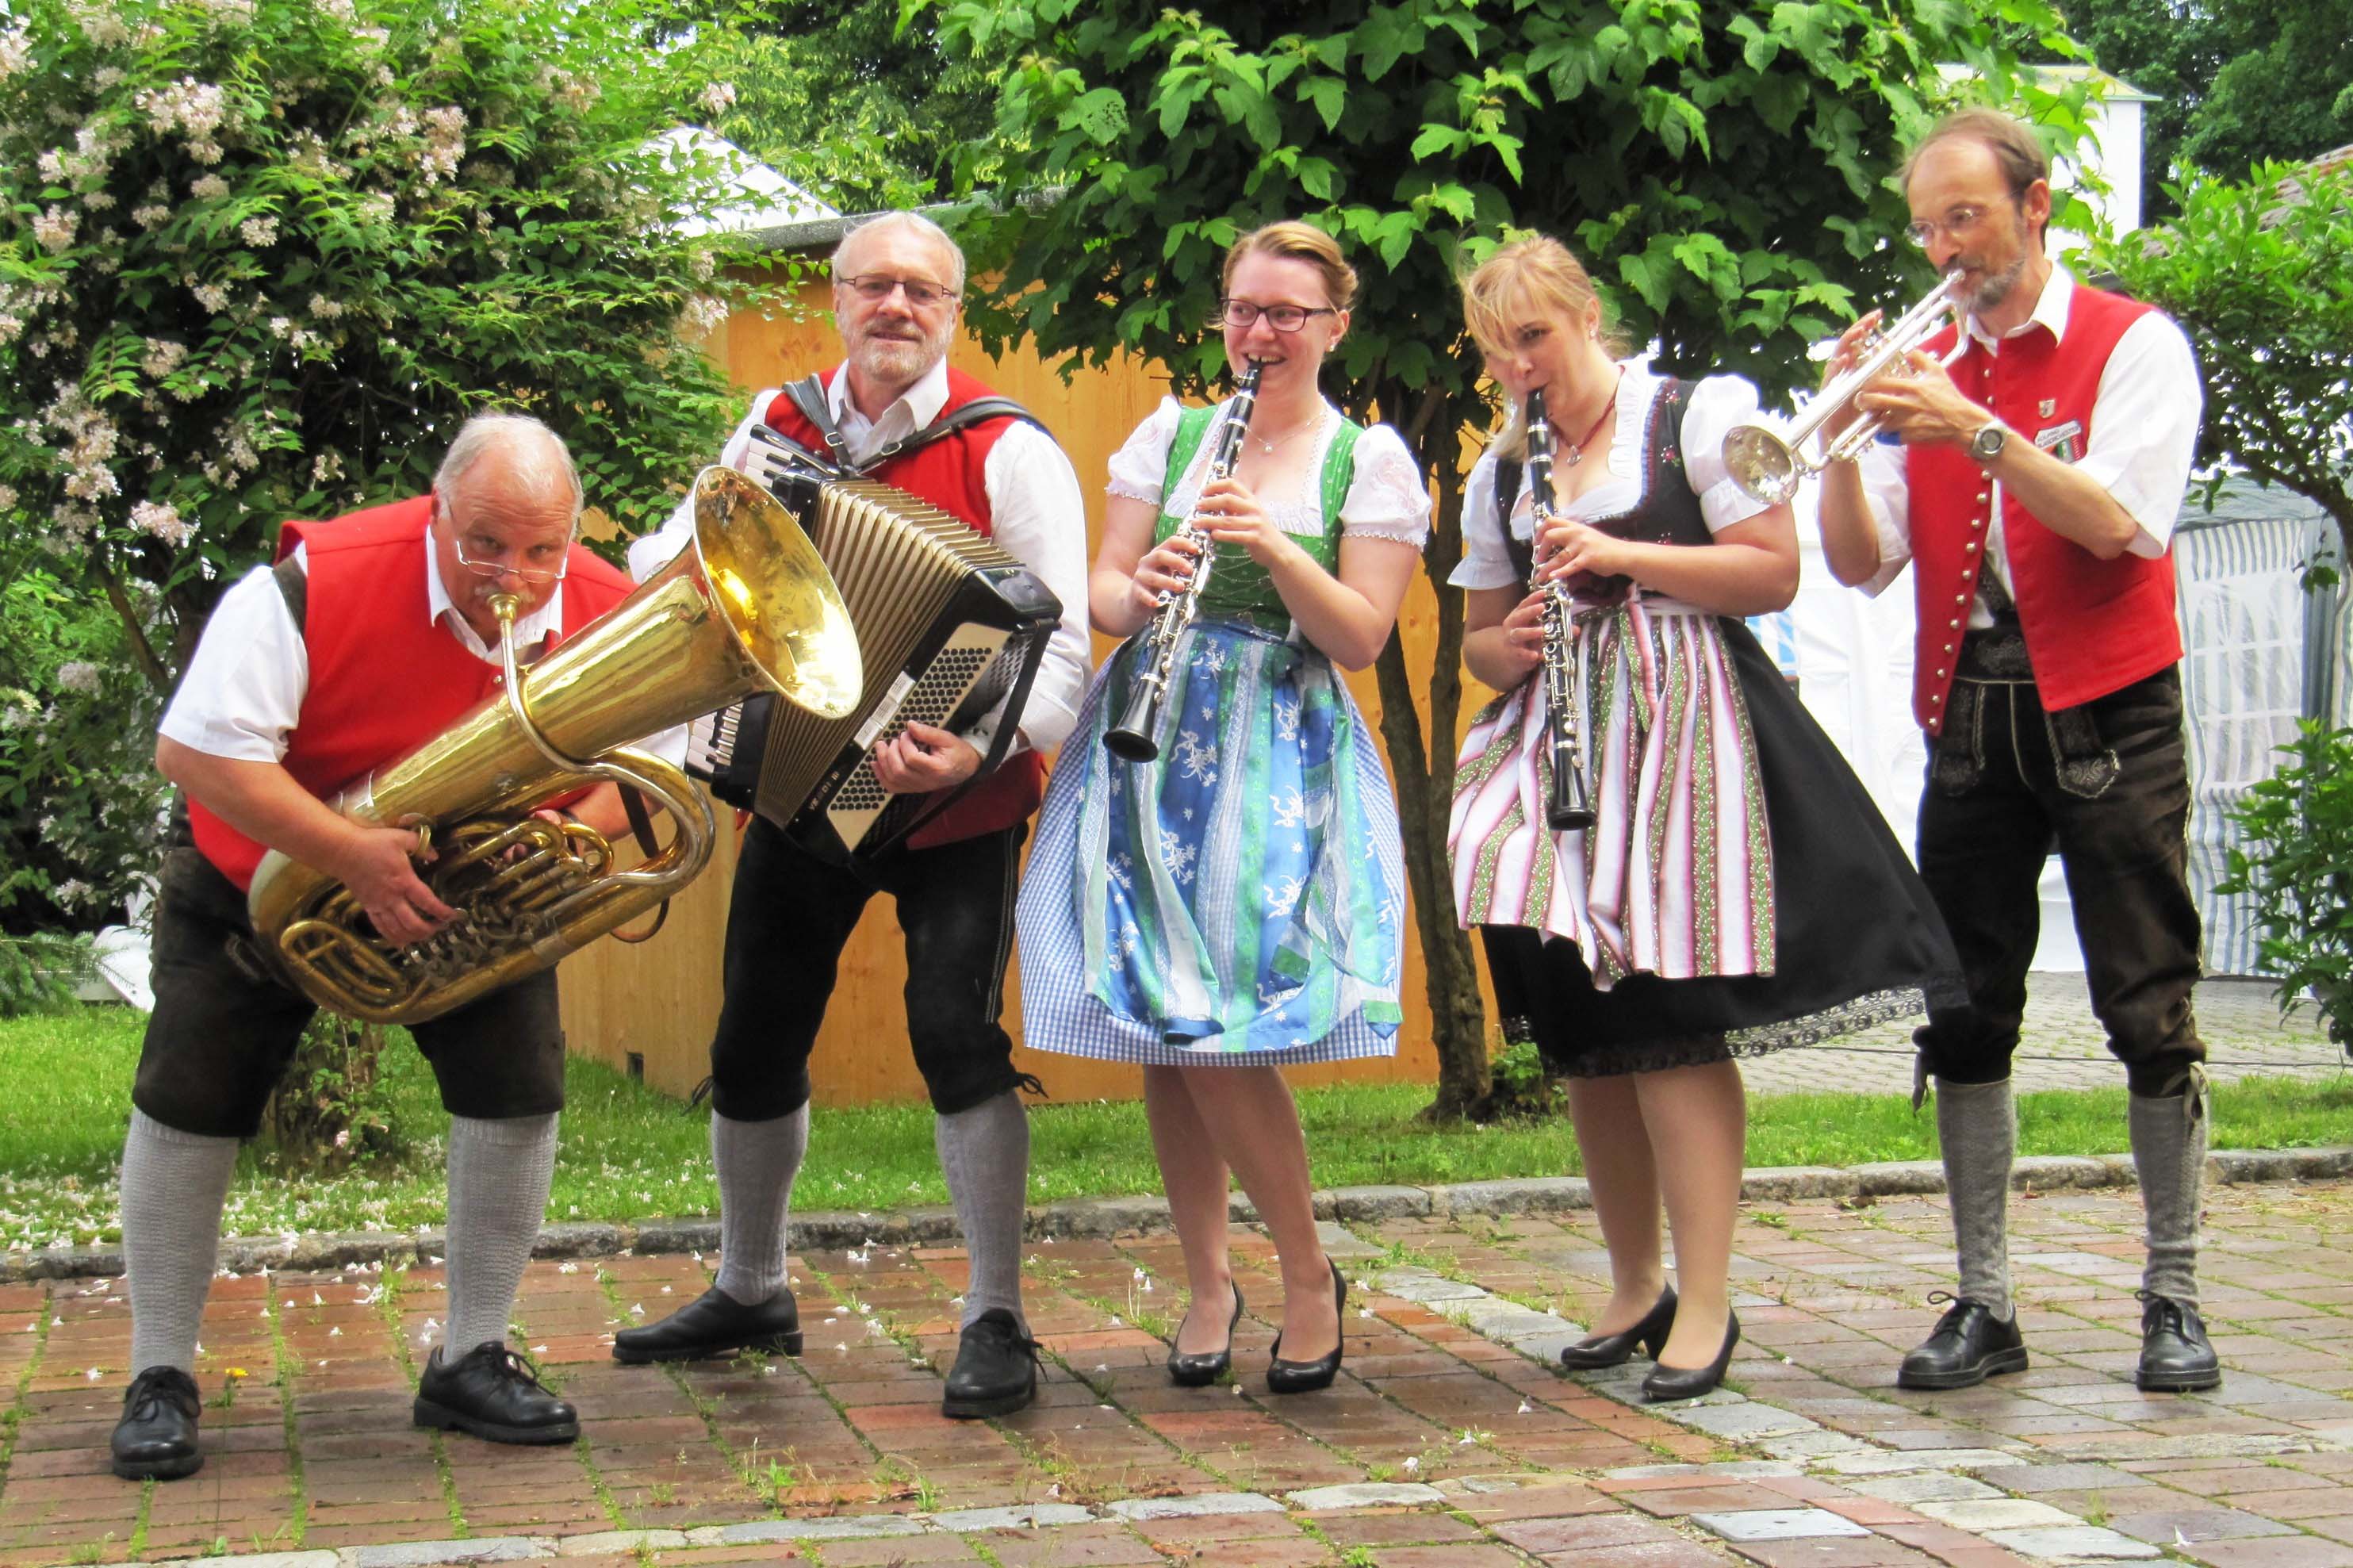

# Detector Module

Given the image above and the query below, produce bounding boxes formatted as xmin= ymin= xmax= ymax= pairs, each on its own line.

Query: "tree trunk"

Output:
xmin=1366 ymin=386 xmax=1490 ymax=1119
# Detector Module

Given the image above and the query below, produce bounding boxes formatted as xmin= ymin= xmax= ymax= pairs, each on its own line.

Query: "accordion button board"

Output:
xmin=683 ymin=450 xmax=1062 ymax=864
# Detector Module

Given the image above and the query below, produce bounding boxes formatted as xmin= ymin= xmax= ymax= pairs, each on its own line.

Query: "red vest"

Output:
xmin=764 ymin=366 xmax=1048 ymax=849
xmin=1904 ymin=280 xmax=2182 ymax=734
xmin=188 ymin=496 xmax=637 ymax=891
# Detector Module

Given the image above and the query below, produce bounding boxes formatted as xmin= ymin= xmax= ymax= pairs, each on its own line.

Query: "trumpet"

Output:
xmin=1721 ymin=271 xmax=1968 ymax=506
xmin=1523 ymin=391 xmax=1596 ymax=833
xmin=1104 ymin=358 xmax=1266 ymax=762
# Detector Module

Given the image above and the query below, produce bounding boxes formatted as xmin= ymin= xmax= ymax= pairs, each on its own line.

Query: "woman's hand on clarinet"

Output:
xmin=1536 ymin=515 xmax=1634 ymax=584
xmin=1129 ymin=533 xmax=1201 ymax=617
xmin=1194 ymin=476 xmax=1293 ymax=567
xmin=1495 ymin=591 xmax=1548 ymax=680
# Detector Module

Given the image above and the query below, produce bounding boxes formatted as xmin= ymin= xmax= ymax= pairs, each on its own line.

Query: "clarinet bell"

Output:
xmin=1546 ymin=740 xmax=1596 ymax=833
xmin=1104 ymin=677 xmax=1164 ymax=762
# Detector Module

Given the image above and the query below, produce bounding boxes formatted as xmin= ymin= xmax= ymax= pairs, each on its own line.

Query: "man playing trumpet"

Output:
xmin=114 ymin=415 xmax=638 ymax=1480
xmin=1814 ymin=108 xmax=2215 ymax=1395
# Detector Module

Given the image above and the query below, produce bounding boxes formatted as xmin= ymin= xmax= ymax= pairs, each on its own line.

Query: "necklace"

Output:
xmin=1248 ymin=402 xmax=1324 ymax=455
xmin=1559 ymin=371 xmax=1622 ymax=467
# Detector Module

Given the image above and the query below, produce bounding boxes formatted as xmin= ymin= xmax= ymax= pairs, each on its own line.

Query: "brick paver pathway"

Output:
xmin=1740 ymin=974 xmax=2343 ymax=1096
xmin=3 ymin=1175 xmax=2350 ymax=1567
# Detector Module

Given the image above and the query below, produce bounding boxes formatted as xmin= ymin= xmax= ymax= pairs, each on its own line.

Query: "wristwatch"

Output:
xmin=1968 ymin=423 xmax=2009 ymax=462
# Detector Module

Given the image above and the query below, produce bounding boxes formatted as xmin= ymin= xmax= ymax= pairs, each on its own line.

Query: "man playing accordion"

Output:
xmin=616 ymin=212 xmax=1089 ymax=1419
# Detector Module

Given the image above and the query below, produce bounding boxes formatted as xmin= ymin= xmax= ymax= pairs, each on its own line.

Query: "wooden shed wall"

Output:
xmin=558 ymin=278 xmax=1498 ymax=1105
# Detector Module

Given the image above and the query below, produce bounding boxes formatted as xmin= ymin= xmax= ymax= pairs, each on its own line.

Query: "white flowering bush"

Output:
xmin=0 ymin=565 xmax=171 ymax=937
xmin=0 ymin=0 xmax=788 ymax=677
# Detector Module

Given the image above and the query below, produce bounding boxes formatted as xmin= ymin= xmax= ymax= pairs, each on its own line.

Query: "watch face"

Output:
xmin=1972 ymin=427 xmax=2005 ymax=458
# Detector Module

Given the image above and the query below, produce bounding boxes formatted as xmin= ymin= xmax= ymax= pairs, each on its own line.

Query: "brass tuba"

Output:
xmin=246 ymin=467 xmax=863 ymax=1026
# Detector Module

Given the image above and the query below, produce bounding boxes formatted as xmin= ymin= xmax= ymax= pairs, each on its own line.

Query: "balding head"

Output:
xmin=428 ymin=413 xmax=583 ymax=642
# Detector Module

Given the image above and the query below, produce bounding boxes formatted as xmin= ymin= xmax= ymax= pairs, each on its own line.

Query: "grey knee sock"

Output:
xmin=1937 ymin=1078 xmax=2016 ymax=1321
xmin=2130 ymin=1071 xmax=2208 ymax=1306
xmin=122 ymin=1110 xmax=240 ymax=1374
xmin=936 ymin=1091 xmax=1029 ymax=1330
xmin=713 ymin=1106 xmax=807 ymax=1305
xmin=443 ymin=1113 xmax=558 ymax=1353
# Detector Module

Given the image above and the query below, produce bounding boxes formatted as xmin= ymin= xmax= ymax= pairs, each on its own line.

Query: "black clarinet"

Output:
xmin=1104 ymin=360 xmax=1266 ymax=762
xmin=1524 ymin=390 xmax=1596 ymax=831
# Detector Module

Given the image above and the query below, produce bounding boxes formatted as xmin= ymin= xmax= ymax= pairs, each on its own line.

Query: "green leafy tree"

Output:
xmin=692 ymin=0 xmax=1010 ymax=210
xmin=2217 ymin=719 xmax=2353 ymax=1058
xmin=2056 ymin=0 xmax=2353 ymax=195
xmin=0 ymin=0 xmax=798 ymax=688
xmin=2088 ymin=161 xmax=2353 ymax=567
xmin=930 ymin=0 xmax=2089 ymax=1115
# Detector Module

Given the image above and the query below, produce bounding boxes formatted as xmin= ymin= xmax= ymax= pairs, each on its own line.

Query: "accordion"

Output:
xmin=684 ymin=432 xmax=1063 ymax=862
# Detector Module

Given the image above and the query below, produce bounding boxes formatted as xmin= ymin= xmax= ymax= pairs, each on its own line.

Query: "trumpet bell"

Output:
xmin=1721 ymin=424 xmax=1802 ymax=508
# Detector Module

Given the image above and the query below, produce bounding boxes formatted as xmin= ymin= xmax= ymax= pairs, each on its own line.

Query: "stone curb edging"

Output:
xmin=10 ymin=1144 xmax=2350 ymax=1282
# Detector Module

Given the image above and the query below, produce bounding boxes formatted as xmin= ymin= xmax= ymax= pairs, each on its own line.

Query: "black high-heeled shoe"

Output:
xmin=1167 ymin=1281 xmax=1245 ymax=1387
xmin=1267 ymin=1259 xmax=1347 ymax=1395
xmin=1641 ymin=1309 xmax=1741 ymax=1401
xmin=1559 ymin=1286 xmax=1678 ymax=1371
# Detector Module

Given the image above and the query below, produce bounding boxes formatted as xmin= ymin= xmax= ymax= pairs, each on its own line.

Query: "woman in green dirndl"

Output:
xmin=1017 ymin=221 xmax=1430 ymax=1393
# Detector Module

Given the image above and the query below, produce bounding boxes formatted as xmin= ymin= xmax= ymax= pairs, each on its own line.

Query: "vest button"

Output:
xmin=1943 ymin=643 xmax=1954 ymax=654
xmin=1949 ymin=619 xmax=1960 ymax=630
xmin=1935 ymin=667 xmax=1947 ymax=678
xmin=1955 ymin=593 xmax=1967 ymax=604
xmin=1930 ymin=693 xmax=1941 ymax=704
xmin=1966 ymin=541 xmax=1979 ymax=553
xmin=1976 ymin=492 xmax=1989 ymax=503
xmin=1971 ymin=519 xmax=1984 ymax=530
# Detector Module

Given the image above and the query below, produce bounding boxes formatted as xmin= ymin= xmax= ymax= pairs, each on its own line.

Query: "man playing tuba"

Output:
xmin=113 ymin=415 xmax=638 ymax=1481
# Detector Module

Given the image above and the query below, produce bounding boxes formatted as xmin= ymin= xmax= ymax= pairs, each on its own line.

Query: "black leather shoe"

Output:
xmin=2136 ymin=1290 xmax=2221 ymax=1393
xmin=1897 ymin=1293 xmax=2029 ymax=1390
xmin=111 ymin=1366 xmax=202 ymax=1481
xmin=612 ymin=1285 xmax=803 ymax=1364
xmin=1642 ymin=1310 xmax=1740 ymax=1402
xmin=1267 ymin=1259 xmax=1347 ymax=1395
xmin=1560 ymin=1287 xmax=1677 ymax=1371
xmin=942 ymin=1308 xmax=1040 ymax=1418
xmin=1168 ymin=1281 xmax=1244 ymax=1387
xmin=414 ymin=1341 xmax=580 ymax=1444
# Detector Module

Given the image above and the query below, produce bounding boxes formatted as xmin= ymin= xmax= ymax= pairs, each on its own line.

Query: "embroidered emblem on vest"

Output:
xmin=2037 ymin=397 xmax=2057 ymax=418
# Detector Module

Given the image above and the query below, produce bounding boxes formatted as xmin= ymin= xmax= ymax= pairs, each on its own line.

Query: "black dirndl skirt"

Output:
xmin=1482 ymin=619 xmax=1965 ymax=1079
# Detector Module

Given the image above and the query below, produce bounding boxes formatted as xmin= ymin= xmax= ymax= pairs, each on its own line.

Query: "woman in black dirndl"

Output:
xmin=1448 ymin=237 xmax=1963 ymax=1400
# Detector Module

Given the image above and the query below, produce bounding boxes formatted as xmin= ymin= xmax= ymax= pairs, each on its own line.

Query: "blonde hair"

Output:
xmin=834 ymin=209 xmax=967 ymax=294
xmin=1223 ymin=220 xmax=1358 ymax=312
xmin=1459 ymin=236 xmax=1629 ymax=461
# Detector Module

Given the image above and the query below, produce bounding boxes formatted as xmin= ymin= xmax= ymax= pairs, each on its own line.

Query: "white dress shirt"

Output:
xmin=160 ymin=516 xmax=569 ymax=763
xmin=631 ymin=358 xmax=1092 ymax=757
xmin=1851 ymin=263 xmax=2204 ymax=623
xmin=1451 ymin=364 xmax=1776 ymax=604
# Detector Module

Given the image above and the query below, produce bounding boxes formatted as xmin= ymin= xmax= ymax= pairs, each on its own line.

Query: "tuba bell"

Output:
xmin=246 ymin=467 xmax=863 ymax=1026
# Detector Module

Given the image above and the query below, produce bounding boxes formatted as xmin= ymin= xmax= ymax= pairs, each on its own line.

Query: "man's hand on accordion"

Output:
xmin=873 ymin=721 xmax=983 ymax=795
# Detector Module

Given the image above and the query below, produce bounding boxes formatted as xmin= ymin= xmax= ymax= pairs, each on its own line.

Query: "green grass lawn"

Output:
xmin=2 ymin=1006 xmax=2347 ymax=1251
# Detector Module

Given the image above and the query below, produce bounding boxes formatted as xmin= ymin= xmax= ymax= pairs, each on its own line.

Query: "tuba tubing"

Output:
xmin=247 ymin=466 xmax=863 ymax=1026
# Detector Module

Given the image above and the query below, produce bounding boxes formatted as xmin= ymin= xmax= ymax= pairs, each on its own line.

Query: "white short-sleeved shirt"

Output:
xmin=1106 ymin=395 xmax=1431 ymax=550
xmin=159 ymin=516 xmax=571 ymax=763
xmin=1850 ymin=263 xmax=2203 ymax=620
xmin=1451 ymin=364 xmax=1775 ymax=597
xmin=631 ymin=358 xmax=1092 ymax=757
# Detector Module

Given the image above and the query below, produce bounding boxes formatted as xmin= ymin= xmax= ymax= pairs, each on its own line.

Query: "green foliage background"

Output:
xmin=0 ymin=0 xmax=798 ymax=681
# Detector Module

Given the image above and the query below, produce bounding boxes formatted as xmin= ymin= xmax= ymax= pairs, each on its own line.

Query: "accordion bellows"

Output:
xmin=686 ymin=464 xmax=1061 ymax=862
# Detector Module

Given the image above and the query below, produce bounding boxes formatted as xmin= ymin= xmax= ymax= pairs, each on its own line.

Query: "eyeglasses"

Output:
xmin=1906 ymin=205 xmax=1992 ymax=247
xmin=451 ymin=531 xmax=569 ymax=585
xmin=837 ymin=273 xmax=957 ymax=309
xmin=1211 ymin=298 xmax=1338 ymax=332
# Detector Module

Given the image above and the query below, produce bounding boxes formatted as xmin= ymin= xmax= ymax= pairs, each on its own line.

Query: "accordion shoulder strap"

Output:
xmin=780 ymin=374 xmax=1049 ymax=472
